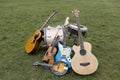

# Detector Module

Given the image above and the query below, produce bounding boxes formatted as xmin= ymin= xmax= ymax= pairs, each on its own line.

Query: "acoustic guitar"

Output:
xmin=25 ymin=10 xmax=57 ymax=54
xmin=71 ymin=9 xmax=98 ymax=75
xmin=50 ymin=61 xmax=68 ymax=76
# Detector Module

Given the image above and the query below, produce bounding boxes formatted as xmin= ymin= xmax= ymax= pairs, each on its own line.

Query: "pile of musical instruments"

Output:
xmin=25 ymin=9 xmax=98 ymax=76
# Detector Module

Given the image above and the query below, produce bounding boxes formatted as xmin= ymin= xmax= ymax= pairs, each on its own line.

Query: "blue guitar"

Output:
xmin=55 ymin=41 xmax=72 ymax=68
xmin=55 ymin=18 xmax=72 ymax=68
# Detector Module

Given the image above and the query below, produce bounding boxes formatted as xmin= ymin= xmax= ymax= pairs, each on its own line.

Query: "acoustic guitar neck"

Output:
xmin=74 ymin=9 xmax=84 ymax=50
xmin=39 ymin=10 xmax=57 ymax=31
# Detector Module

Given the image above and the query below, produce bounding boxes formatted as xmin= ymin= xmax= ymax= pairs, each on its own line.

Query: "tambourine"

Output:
xmin=50 ymin=61 xmax=68 ymax=76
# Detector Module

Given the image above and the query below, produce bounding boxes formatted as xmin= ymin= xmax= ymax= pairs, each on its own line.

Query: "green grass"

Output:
xmin=0 ymin=0 xmax=120 ymax=80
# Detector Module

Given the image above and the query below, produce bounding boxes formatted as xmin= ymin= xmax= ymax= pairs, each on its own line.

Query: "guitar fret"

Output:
xmin=76 ymin=17 xmax=84 ymax=50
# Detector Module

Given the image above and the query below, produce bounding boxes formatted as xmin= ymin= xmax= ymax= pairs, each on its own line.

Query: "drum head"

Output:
xmin=43 ymin=26 xmax=64 ymax=45
xmin=50 ymin=61 xmax=68 ymax=76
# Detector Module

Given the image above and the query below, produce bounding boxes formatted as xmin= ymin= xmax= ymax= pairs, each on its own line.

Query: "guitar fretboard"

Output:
xmin=39 ymin=10 xmax=57 ymax=31
xmin=76 ymin=17 xmax=84 ymax=50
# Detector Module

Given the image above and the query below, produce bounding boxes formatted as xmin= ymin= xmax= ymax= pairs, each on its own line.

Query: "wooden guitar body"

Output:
xmin=25 ymin=10 xmax=57 ymax=54
xmin=43 ymin=46 xmax=57 ymax=64
xmin=25 ymin=30 xmax=43 ymax=54
xmin=71 ymin=42 xmax=98 ymax=75
xmin=43 ymin=35 xmax=59 ymax=64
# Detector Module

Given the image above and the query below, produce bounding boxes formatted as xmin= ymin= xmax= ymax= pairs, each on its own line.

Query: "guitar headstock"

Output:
xmin=52 ymin=10 xmax=57 ymax=15
xmin=64 ymin=17 xmax=69 ymax=26
xmin=32 ymin=61 xmax=40 ymax=67
xmin=73 ymin=9 xmax=79 ymax=17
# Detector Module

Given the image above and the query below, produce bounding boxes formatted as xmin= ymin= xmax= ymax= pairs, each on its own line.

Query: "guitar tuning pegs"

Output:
xmin=72 ymin=11 xmax=73 ymax=13
xmin=32 ymin=61 xmax=40 ymax=67
xmin=72 ymin=9 xmax=80 ymax=13
xmin=64 ymin=17 xmax=70 ymax=26
xmin=52 ymin=10 xmax=58 ymax=13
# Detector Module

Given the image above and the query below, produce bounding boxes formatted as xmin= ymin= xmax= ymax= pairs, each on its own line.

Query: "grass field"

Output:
xmin=0 ymin=0 xmax=120 ymax=80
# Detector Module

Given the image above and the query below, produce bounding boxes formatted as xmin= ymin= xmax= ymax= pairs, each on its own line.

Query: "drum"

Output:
xmin=43 ymin=25 xmax=64 ymax=45
xmin=67 ymin=23 xmax=88 ymax=37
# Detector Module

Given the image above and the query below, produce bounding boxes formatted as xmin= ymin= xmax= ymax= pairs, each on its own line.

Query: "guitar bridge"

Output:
xmin=80 ymin=62 xmax=90 ymax=66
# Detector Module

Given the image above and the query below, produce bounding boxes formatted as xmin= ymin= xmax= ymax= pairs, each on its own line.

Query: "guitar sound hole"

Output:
xmin=33 ymin=34 xmax=39 ymax=43
xmin=34 ymin=34 xmax=39 ymax=39
xmin=80 ymin=49 xmax=86 ymax=56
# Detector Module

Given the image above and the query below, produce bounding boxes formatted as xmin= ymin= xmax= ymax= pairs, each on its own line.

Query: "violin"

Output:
xmin=43 ymin=36 xmax=59 ymax=64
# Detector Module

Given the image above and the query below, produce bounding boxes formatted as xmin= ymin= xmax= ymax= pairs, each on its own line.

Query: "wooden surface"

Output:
xmin=25 ymin=29 xmax=43 ymax=54
xmin=71 ymin=42 xmax=98 ymax=75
